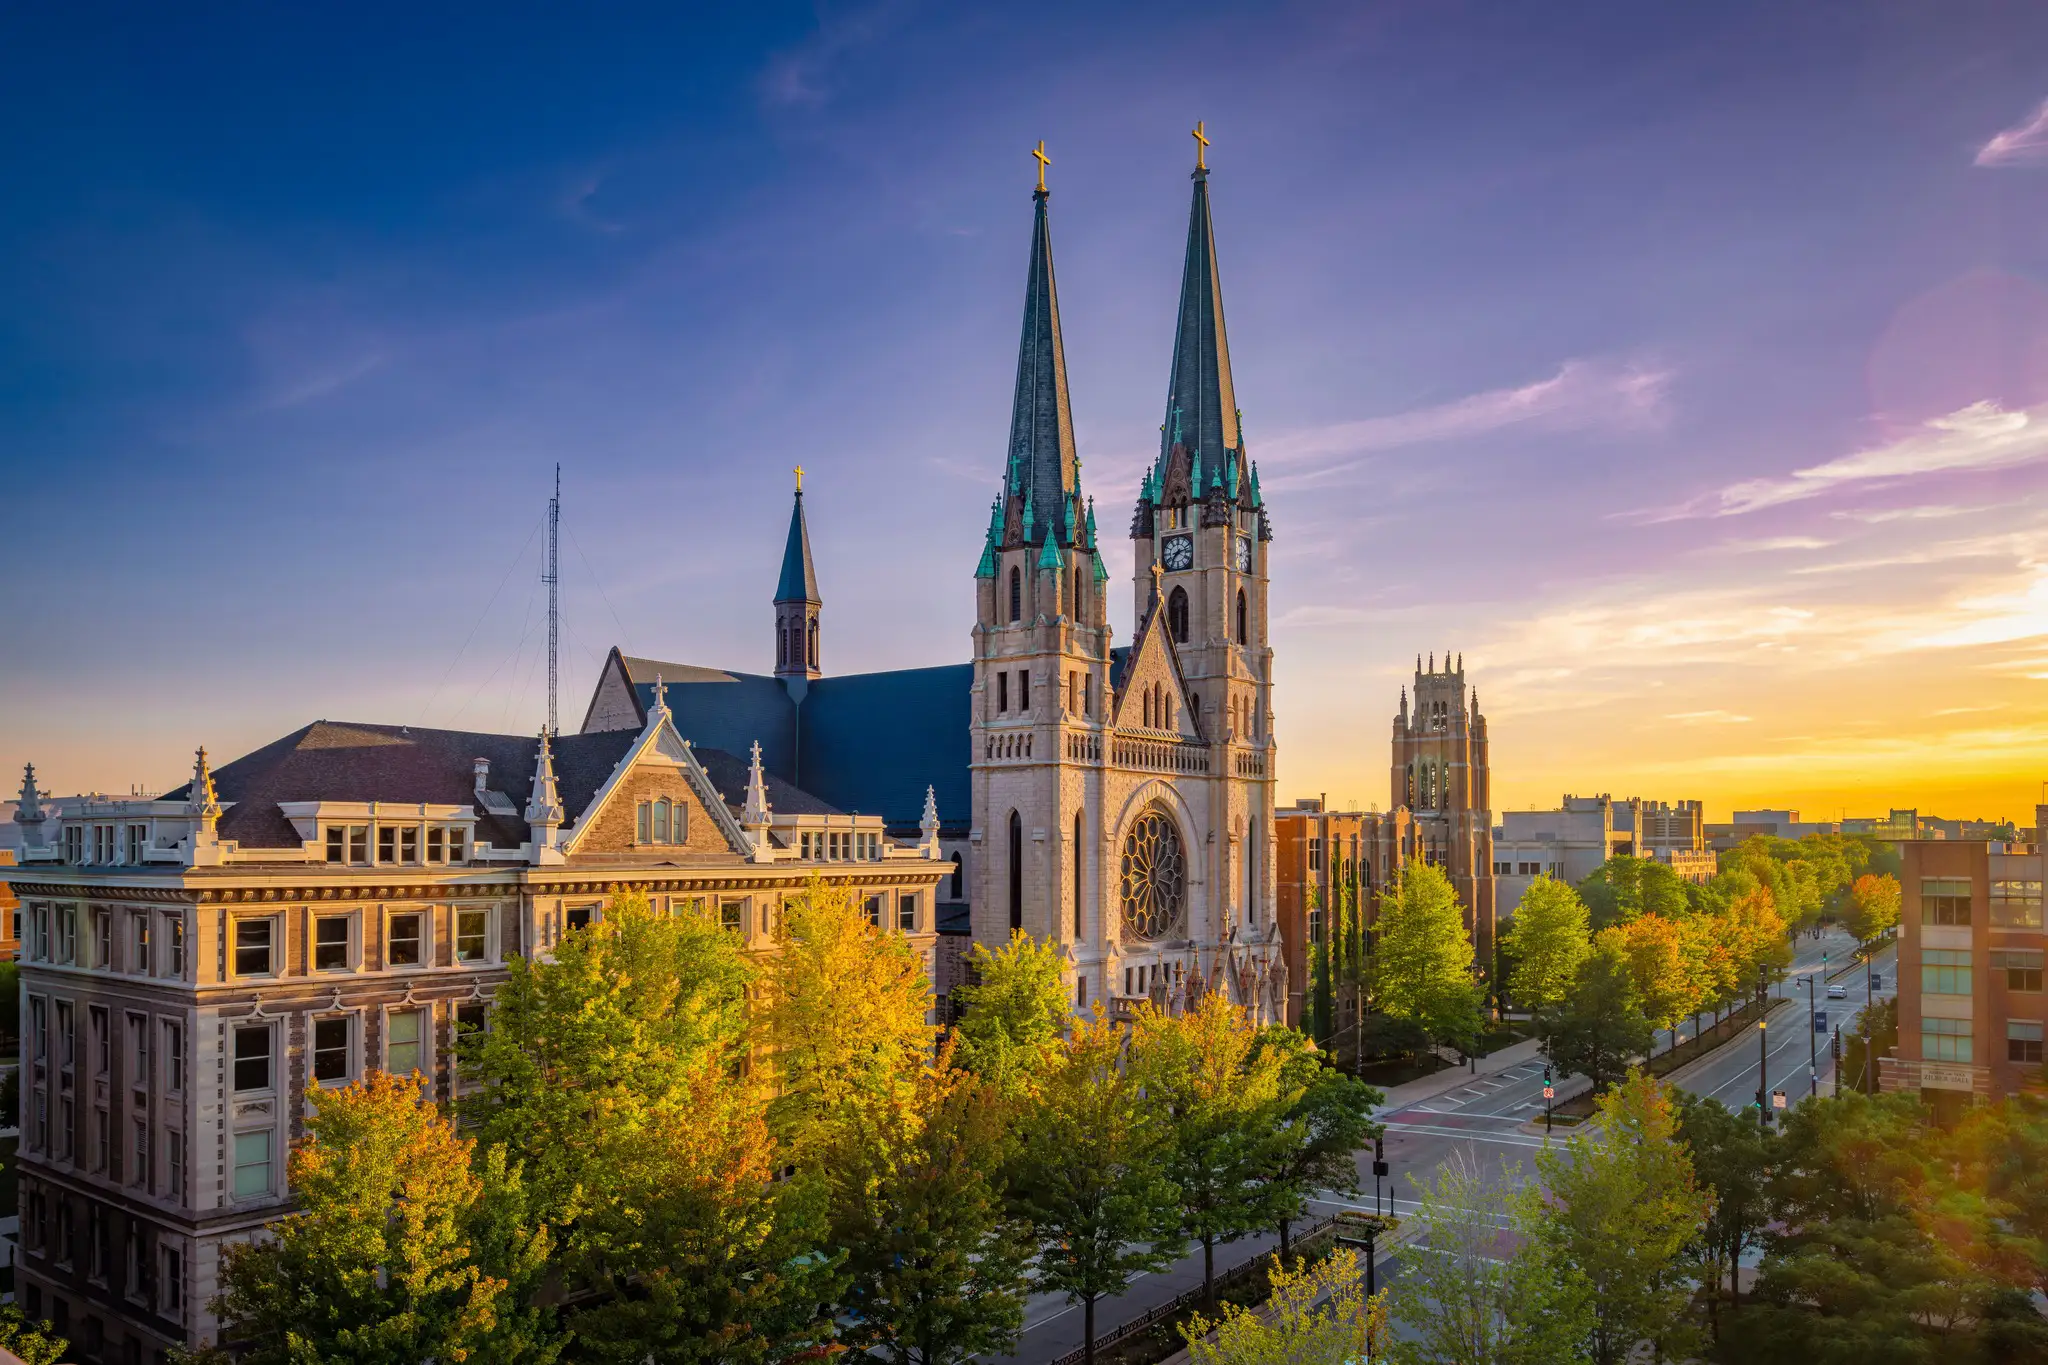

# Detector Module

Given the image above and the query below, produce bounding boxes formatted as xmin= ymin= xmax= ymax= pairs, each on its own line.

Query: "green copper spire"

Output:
xmin=1037 ymin=534 xmax=1062 ymax=571
xmin=774 ymin=486 xmax=820 ymax=605
xmin=1092 ymin=548 xmax=1109 ymax=583
xmin=975 ymin=534 xmax=997 ymax=579
xmin=1085 ymin=496 xmax=1098 ymax=544
xmin=1004 ymin=183 xmax=1080 ymax=543
xmin=1022 ymin=485 xmax=1036 ymax=542
xmin=1159 ymin=160 xmax=1240 ymax=465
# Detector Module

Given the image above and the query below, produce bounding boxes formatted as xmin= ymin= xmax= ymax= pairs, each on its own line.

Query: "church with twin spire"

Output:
xmin=581 ymin=129 xmax=1288 ymax=1019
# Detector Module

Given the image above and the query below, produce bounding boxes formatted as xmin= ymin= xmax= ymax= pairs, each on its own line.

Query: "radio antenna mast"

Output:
xmin=545 ymin=464 xmax=560 ymax=737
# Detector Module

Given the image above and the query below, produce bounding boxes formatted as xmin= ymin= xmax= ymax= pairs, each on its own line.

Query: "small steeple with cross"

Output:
xmin=1191 ymin=120 xmax=1209 ymax=172
xmin=1031 ymin=140 xmax=1051 ymax=193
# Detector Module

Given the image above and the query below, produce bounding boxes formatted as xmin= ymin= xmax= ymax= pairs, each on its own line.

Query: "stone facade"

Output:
xmin=1392 ymin=656 xmax=1497 ymax=967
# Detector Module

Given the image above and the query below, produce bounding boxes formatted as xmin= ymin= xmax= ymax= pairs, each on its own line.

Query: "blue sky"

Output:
xmin=7 ymin=2 xmax=2048 ymax=820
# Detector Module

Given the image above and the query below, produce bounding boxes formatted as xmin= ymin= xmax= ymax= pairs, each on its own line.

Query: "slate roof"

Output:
xmin=156 ymin=719 xmax=840 ymax=852
xmin=1161 ymin=167 xmax=1240 ymax=466
xmin=609 ymin=653 xmax=971 ymax=837
xmin=775 ymin=489 xmax=820 ymax=604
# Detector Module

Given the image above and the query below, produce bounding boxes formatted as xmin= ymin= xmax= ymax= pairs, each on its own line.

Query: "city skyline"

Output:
xmin=7 ymin=4 xmax=2048 ymax=821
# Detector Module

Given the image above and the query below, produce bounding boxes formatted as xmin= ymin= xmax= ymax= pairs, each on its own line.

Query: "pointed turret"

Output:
xmin=774 ymin=472 xmax=822 ymax=689
xmin=526 ymin=728 xmax=567 ymax=863
xmin=741 ymin=740 xmax=774 ymax=862
xmin=1001 ymin=180 xmax=1079 ymax=548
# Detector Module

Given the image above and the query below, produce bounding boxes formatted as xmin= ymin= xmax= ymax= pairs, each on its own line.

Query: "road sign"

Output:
xmin=1772 ymin=1089 xmax=1787 ymax=1110
xmin=1371 ymin=1160 xmax=1389 ymax=1178
xmin=1542 ymin=1085 xmax=1554 ymax=1100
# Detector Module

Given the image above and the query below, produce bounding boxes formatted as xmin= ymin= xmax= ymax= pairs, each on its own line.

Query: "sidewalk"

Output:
xmin=1375 ymin=1035 xmax=1546 ymax=1111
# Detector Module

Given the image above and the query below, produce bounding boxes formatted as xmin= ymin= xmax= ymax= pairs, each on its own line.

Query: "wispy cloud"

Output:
xmin=1258 ymin=359 xmax=1670 ymax=468
xmin=1652 ymin=400 xmax=2048 ymax=519
xmin=1713 ymin=535 xmax=1835 ymax=554
xmin=759 ymin=1 xmax=910 ymax=107
xmin=1830 ymin=504 xmax=1976 ymax=524
xmin=1667 ymin=709 xmax=1752 ymax=725
xmin=1976 ymin=99 xmax=2048 ymax=167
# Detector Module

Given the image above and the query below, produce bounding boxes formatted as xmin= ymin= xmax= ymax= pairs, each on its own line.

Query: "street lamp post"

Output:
xmin=1806 ymin=966 xmax=1819 ymax=1098
xmin=1755 ymin=962 xmax=1770 ymax=1132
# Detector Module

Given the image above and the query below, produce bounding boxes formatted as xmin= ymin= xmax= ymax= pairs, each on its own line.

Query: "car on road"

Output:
xmin=1827 ymin=983 xmax=1847 ymax=999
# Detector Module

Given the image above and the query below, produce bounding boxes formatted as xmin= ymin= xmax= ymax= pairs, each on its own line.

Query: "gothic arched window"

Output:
xmin=1008 ymin=811 xmax=1024 ymax=931
xmin=1236 ymin=589 xmax=1248 ymax=645
xmin=950 ymin=854 xmax=963 ymax=900
xmin=1009 ymin=567 xmax=1022 ymax=623
xmin=653 ymin=798 xmax=671 ymax=844
xmin=777 ymin=627 xmax=787 ymax=668
xmin=1119 ymin=806 xmax=1187 ymax=942
xmin=1168 ymin=586 xmax=1189 ymax=643
xmin=808 ymin=619 xmax=819 ymax=669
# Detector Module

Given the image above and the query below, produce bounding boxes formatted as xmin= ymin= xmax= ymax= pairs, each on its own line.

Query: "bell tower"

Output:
xmin=1392 ymin=653 xmax=1497 ymax=967
xmin=969 ymin=152 xmax=1113 ymax=972
xmin=774 ymin=472 xmax=821 ymax=701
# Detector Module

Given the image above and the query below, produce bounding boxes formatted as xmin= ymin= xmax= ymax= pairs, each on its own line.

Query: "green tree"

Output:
xmin=1181 ymin=1249 xmax=1387 ymax=1365
xmin=211 ymin=1072 xmax=560 ymax=1365
xmin=1577 ymin=855 xmax=1688 ymax=929
xmin=767 ymin=875 xmax=935 ymax=1158
xmin=1501 ymin=876 xmax=1590 ymax=1015
xmin=1528 ymin=1071 xmax=1709 ymax=1365
xmin=1372 ymin=863 xmax=1483 ymax=1054
xmin=457 ymin=891 xmax=835 ymax=1364
xmin=827 ymin=1043 xmax=1032 ymax=1365
xmin=1843 ymin=873 xmax=1901 ymax=946
xmin=1535 ymin=939 xmax=1652 ymax=1094
xmin=1250 ymin=1028 xmax=1383 ymax=1256
xmin=0 ymin=1303 xmax=66 ymax=1365
xmin=1131 ymin=993 xmax=1296 ymax=1307
xmin=1674 ymin=1088 xmax=1778 ymax=1316
xmin=1386 ymin=1151 xmax=1592 ymax=1365
xmin=1307 ymin=885 xmax=1335 ymax=1047
xmin=950 ymin=929 xmax=1069 ymax=1100
xmin=1010 ymin=1010 xmax=1186 ymax=1364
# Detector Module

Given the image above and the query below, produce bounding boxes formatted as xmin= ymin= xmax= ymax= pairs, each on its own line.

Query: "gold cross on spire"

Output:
xmin=1031 ymin=140 xmax=1051 ymax=192
xmin=1192 ymin=120 xmax=1209 ymax=171
xmin=793 ymin=465 xmax=804 ymax=492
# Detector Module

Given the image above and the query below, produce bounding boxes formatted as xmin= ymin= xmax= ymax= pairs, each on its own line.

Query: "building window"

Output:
xmin=64 ymin=825 xmax=84 ymax=863
xmin=653 ymin=799 xmax=670 ymax=844
xmin=1994 ymin=949 xmax=2044 ymax=992
xmin=233 ymin=918 xmax=275 ymax=976
xmin=129 ymin=912 xmax=149 ymax=973
xmin=1923 ymin=949 xmax=1972 ymax=996
xmin=1019 ymin=670 xmax=1030 ymax=711
xmin=997 ymin=671 xmax=1009 ymax=714
xmin=233 ymin=1027 xmax=272 ymax=1092
xmin=328 ymin=825 xmax=369 ymax=863
xmin=233 ymin=1131 xmax=273 ymax=1197
xmin=162 ymin=1021 xmax=183 ymax=1094
xmin=91 ymin=910 xmax=110 ymax=969
xmin=1008 ymin=811 xmax=1024 ymax=932
xmin=1236 ymin=589 xmax=1247 ymax=645
xmin=1167 ymin=586 xmax=1189 ymax=643
xmin=326 ymin=826 xmax=343 ymax=861
xmin=168 ymin=1129 xmax=186 ymax=1199
xmin=1922 ymin=1016 xmax=1973 ymax=1064
xmin=1992 ymin=880 xmax=2045 ymax=929
xmin=377 ymin=827 xmax=419 ymax=864
xmin=864 ymin=895 xmax=883 ymax=928
xmin=720 ymin=900 xmax=743 ymax=932
xmin=160 ymin=1244 xmax=184 ymax=1316
xmin=1922 ymin=877 xmax=1973 ymax=926
xmin=566 ymin=905 xmax=594 ymax=932
xmin=950 ymin=855 xmax=964 ymax=901
xmin=388 ymin=912 xmax=423 ymax=967
xmin=92 ymin=1108 xmax=108 ymax=1173
xmin=313 ymin=1017 xmax=351 ymax=1083
xmin=87 ymin=1205 xmax=107 ymax=1282
xmin=1009 ymin=566 xmax=1022 ymax=622
xmin=88 ymin=1006 xmax=108 ymax=1078
xmin=315 ymin=915 xmax=351 ymax=971
xmin=57 ymin=906 xmax=75 ymax=963
xmin=447 ymin=827 xmax=467 ymax=862
xmin=456 ymin=908 xmax=489 ymax=963
xmin=1309 ymin=838 xmax=1323 ymax=872
xmin=427 ymin=827 xmax=445 ymax=862
xmin=163 ymin=911 xmax=186 ymax=977
xmin=2007 ymin=1019 xmax=2045 ymax=1064
xmin=386 ymin=1009 xmax=423 ymax=1075
xmin=637 ymin=802 xmax=651 ymax=843
xmin=131 ymin=1117 xmax=147 ymax=1187
xmin=898 ymin=894 xmax=917 ymax=933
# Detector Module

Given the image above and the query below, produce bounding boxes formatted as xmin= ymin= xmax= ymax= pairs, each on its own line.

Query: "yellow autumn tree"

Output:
xmin=1605 ymin=914 xmax=1702 ymax=1054
xmin=765 ymin=874 xmax=935 ymax=1158
xmin=1181 ymin=1249 xmax=1387 ymax=1365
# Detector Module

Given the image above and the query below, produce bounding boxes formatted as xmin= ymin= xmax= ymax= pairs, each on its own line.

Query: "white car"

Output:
xmin=1826 ymin=983 xmax=1847 ymax=1000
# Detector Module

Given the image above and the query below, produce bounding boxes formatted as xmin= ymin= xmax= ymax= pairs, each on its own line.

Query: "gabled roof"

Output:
xmin=775 ymin=489 xmax=821 ymax=604
xmin=1111 ymin=600 xmax=1205 ymax=743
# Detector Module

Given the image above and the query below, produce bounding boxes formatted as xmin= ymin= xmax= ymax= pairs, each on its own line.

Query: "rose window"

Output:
xmin=1120 ymin=809 xmax=1187 ymax=942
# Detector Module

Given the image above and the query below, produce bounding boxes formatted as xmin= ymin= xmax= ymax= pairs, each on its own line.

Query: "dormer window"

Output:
xmin=324 ymin=825 xmax=370 ymax=864
xmin=376 ymin=827 xmax=420 ymax=864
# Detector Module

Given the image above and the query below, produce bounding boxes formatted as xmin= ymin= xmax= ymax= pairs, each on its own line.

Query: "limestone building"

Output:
xmin=2 ymin=700 xmax=947 ymax=1358
xmin=1392 ymin=655 xmax=1497 ymax=963
xmin=578 ymin=146 xmax=1290 ymax=1022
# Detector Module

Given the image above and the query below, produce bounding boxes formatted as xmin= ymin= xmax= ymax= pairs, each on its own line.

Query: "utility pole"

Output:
xmin=544 ymin=464 xmax=561 ymax=739
xmin=1755 ymin=962 xmax=1770 ymax=1133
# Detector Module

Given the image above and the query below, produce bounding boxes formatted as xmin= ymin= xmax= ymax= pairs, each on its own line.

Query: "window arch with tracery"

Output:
xmin=1167 ymin=586 xmax=1189 ymax=643
xmin=1119 ymin=806 xmax=1187 ymax=942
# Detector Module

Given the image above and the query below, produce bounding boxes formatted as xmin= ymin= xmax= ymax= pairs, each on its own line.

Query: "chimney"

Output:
xmin=474 ymin=758 xmax=490 ymax=794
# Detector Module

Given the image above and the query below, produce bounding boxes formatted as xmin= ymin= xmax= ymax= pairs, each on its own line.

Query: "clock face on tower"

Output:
xmin=1161 ymin=534 xmax=1194 ymax=571
xmin=1234 ymin=535 xmax=1252 ymax=573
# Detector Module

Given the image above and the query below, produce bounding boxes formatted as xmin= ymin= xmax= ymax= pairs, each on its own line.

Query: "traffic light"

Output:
xmin=1374 ymin=1136 xmax=1385 ymax=1162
